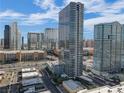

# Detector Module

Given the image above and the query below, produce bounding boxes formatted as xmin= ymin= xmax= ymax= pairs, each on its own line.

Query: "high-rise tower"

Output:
xmin=10 ymin=22 xmax=21 ymax=50
xmin=4 ymin=25 xmax=11 ymax=49
xmin=93 ymin=21 xmax=122 ymax=75
xmin=59 ymin=2 xmax=84 ymax=77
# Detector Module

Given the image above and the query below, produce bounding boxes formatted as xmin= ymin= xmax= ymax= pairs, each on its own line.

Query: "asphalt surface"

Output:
xmin=87 ymin=74 xmax=116 ymax=86
xmin=41 ymin=69 xmax=61 ymax=93
xmin=1 ymin=61 xmax=47 ymax=72
xmin=87 ymin=75 xmax=106 ymax=86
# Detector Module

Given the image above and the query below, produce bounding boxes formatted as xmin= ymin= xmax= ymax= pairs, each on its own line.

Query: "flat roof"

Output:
xmin=22 ymin=77 xmax=43 ymax=87
xmin=83 ymin=48 xmax=94 ymax=50
xmin=47 ymin=59 xmax=61 ymax=66
xmin=0 ymin=50 xmax=44 ymax=53
xmin=24 ymin=86 xmax=35 ymax=93
xmin=0 ymin=70 xmax=5 ymax=75
xmin=0 ymin=76 xmax=2 ymax=80
xmin=79 ymin=76 xmax=93 ymax=82
xmin=63 ymin=80 xmax=82 ymax=90
xmin=22 ymin=68 xmax=36 ymax=73
xmin=22 ymin=72 xmax=39 ymax=79
xmin=39 ymin=90 xmax=51 ymax=93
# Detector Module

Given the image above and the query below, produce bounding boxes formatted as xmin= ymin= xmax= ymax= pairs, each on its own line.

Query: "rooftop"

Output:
xmin=39 ymin=90 xmax=51 ymax=93
xmin=0 ymin=50 xmax=44 ymax=53
xmin=22 ymin=77 xmax=43 ymax=87
xmin=0 ymin=71 xmax=17 ymax=87
xmin=79 ymin=82 xmax=124 ymax=93
xmin=22 ymin=68 xmax=36 ymax=73
xmin=63 ymin=80 xmax=82 ymax=90
xmin=0 ymin=70 xmax=5 ymax=75
xmin=22 ymin=71 xmax=39 ymax=79
xmin=24 ymin=86 xmax=35 ymax=93
xmin=47 ymin=59 xmax=60 ymax=66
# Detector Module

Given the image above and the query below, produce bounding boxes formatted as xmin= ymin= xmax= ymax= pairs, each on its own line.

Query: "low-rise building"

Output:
xmin=83 ymin=59 xmax=93 ymax=71
xmin=21 ymin=68 xmax=36 ymax=73
xmin=78 ymin=82 xmax=124 ymax=93
xmin=19 ymin=67 xmax=46 ymax=93
xmin=0 ymin=70 xmax=19 ymax=93
xmin=62 ymin=80 xmax=85 ymax=93
xmin=0 ymin=50 xmax=47 ymax=64
xmin=47 ymin=59 xmax=64 ymax=75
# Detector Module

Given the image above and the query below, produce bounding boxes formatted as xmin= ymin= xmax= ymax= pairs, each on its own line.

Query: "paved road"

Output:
xmin=87 ymin=74 xmax=117 ymax=86
xmin=41 ymin=69 xmax=61 ymax=93
xmin=87 ymin=75 xmax=106 ymax=86
xmin=1 ymin=61 xmax=47 ymax=72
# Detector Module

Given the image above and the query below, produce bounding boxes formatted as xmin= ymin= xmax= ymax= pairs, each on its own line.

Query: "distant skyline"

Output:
xmin=0 ymin=0 xmax=124 ymax=42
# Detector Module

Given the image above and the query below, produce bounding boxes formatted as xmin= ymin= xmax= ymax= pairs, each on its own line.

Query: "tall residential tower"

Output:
xmin=93 ymin=21 xmax=122 ymax=75
xmin=59 ymin=2 xmax=84 ymax=77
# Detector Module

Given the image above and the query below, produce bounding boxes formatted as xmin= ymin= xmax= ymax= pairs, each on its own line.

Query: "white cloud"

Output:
xmin=64 ymin=0 xmax=106 ymax=13
xmin=0 ymin=10 xmax=25 ymax=19
xmin=28 ymin=7 xmax=59 ymax=21
xmin=0 ymin=0 xmax=61 ymax=25
xmin=64 ymin=0 xmax=85 ymax=5
xmin=26 ymin=0 xmax=63 ymax=24
xmin=0 ymin=0 xmax=124 ymax=27
xmin=0 ymin=0 xmax=123 ymax=40
xmin=33 ymin=0 xmax=54 ymax=9
xmin=64 ymin=0 xmax=124 ymax=15
xmin=110 ymin=0 xmax=124 ymax=10
xmin=84 ymin=13 xmax=124 ymax=31
xmin=62 ymin=0 xmax=124 ymax=34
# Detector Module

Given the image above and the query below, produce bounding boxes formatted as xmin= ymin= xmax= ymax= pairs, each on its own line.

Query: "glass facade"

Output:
xmin=4 ymin=25 xmax=11 ymax=49
xmin=94 ymin=22 xmax=122 ymax=74
xmin=44 ymin=28 xmax=58 ymax=49
xmin=122 ymin=25 xmax=124 ymax=70
xmin=10 ymin=22 xmax=16 ymax=50
xmin=28 ymin=33 xmax=43 ymax=50
xmin=59 ymin=2 xmax=84 ymax=77
xmin=9 ymin=22 xmax=21 ymax=50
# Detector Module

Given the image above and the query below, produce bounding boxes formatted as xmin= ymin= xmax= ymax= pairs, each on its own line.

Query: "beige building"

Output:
xmin=0 ymin=50 xmax=47 ymax=63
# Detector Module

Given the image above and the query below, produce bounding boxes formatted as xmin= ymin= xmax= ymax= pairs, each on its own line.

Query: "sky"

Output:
xmin=0 ymin=0 xmax=124 ymax=42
